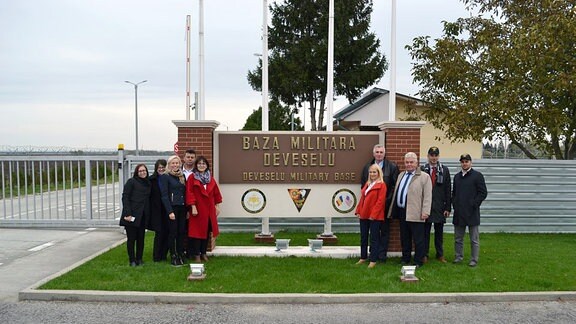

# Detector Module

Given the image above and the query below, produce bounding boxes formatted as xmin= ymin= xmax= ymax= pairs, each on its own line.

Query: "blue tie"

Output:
xmin=398 ymin=172 xmax=413 ymax=208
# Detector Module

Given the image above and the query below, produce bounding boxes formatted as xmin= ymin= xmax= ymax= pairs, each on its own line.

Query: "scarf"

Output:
xmin=193 ymin=170 xmax=211 ymax=185
xmin=167 ymin=168 xmax=185 ymax=185
xmin=424 ymin=162 xmax=444 ymax=185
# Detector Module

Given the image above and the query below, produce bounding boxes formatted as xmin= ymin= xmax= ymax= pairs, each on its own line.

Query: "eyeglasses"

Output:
xmin=197 ymin=162 xmax=207 ymax=165
xmin=138 ymin=169 xmax=147 ymax=173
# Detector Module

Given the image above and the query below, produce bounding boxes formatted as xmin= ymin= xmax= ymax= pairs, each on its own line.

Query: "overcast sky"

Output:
xmin=0 ymin=0 xmax=470 ymax=151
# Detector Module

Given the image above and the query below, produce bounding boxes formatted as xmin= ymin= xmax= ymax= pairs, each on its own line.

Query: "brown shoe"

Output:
xmin=422 ymin=256 xmax=429 ymax=264
xmin=437 ymin=256 xmax=447 ymax=263
xmin=193 ymin=255 xmax=201 ymax=263
xmin=355 ymin=259 xmax=367 ymax=265
xmin=200 ymin=254 xmax=209 ymax=262
xmin=367 ymin=262 xmax=377 ymax=269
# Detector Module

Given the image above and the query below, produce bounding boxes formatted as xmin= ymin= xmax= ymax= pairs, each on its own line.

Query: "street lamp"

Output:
xmin=124 ymin=80 xmax=147 ymax=156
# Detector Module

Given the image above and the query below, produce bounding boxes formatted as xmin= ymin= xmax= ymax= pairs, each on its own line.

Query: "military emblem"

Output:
xmin=241 ymin=189 xmax=266 ymax=214
xmin=287 ymin=188 xmax=311 ymax=212
xmin=332 ymin=189 xmax=357 ymax=214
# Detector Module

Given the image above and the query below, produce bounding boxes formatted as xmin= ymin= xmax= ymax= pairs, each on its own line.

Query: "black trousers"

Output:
xmin=424 ymin=222 xmax=444 ymax=258
xmin=152 ymin=229 xmax=170 ymax=261
xmin=398 ymin=207 xmax=426 ymax=266
xmin=190 ymin=219 xmax=212 ymax=256
xmin=167 ymin=205 xmax=187 ymax=257
xmin=378 ymin=220 xmax=390 ymax=261
xmin=125 ymin=225 xmax=145 ymax=263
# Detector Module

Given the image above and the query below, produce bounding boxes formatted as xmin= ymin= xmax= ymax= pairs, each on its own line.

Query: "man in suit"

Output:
xmin=361 ymin=144 xmax=399 ymax=262
xmin=452 ymin=154 xmax=488 ymax=267
xmin=387 ymin=152 xmax=432 ymax=267
xmin=421 ymin=146 xmax=451 ymax=263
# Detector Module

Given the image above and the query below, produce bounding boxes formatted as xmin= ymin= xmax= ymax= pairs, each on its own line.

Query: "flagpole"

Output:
xmin=388 ymin=0 xmax=397 ymax=122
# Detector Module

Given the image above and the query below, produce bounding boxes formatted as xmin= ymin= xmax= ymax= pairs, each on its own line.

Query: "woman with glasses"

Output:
xmin=147 ymin=159 xmax=169 ymax=262
xmin=120 ymin=164 xmax=151 ymax=267
xmin=186 ymin=156 xmax=223 ymax=263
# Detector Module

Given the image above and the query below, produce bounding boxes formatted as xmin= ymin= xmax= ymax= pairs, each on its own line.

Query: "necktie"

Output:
xmin=431 ymin=168 xmax=436 ymax=187
xmin=398 ymin=172 xmax=412 ymax=208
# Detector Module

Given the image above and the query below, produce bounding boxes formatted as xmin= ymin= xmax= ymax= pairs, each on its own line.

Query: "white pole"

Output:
xmin=198 ymin=0 xmax=205 ymax=120
xmin=124 ymin=80 xmax=147 ymax=156
xmin=326 ymin=0 xmax=334 ymax=131
xmin=322 ymin=0 xmax=335 ymax=237
xmin=388 ymin=0 xmax=397 ymax=121
xmin=186 ymin=15 xmax=191 ymax=120
xmin=261 ymin=0 xmax=271 ymax=236
xmin=262 ymin=0 xmax=269 ymax=132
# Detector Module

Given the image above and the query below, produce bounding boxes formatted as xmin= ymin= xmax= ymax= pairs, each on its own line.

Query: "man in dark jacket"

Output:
xmin=421 ymin=146 xmax=451 ymax=263
xmin=361 ymin=144 xmax=399 ymax=262
xmin=452 ymin=154 xmax=488 ymax=267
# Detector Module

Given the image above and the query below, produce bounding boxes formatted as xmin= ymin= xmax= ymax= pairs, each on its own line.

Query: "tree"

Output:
xmin=247 ymin=0 xmax=387 ymax=131
xmin=406 ymin=0 xmax=576 ymax=159
xmin=242 ymin=100 xmax=304 ymax=131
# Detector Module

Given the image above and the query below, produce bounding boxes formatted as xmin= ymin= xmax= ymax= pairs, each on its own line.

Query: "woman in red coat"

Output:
xmin=186 ymin=156 xmax=222 ymax=263
xmin=355 ymin=164 xmax=387 ymax=268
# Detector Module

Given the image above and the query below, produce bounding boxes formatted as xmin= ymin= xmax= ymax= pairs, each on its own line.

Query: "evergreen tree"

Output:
xmin=247 ymin=0 xmax=387 ymax=131
xmin=242 ymin=100 xmax=304 ymax=131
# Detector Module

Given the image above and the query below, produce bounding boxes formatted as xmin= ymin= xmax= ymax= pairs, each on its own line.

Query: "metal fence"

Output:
xmin=1 ymin=154 xmax=575 ymax=233
xmin=0 ymin=155 xmax=121 ymax=227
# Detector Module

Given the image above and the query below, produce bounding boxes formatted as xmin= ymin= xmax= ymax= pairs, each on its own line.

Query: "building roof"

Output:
xmin=333 ymin=87 xmax=425 ymax=121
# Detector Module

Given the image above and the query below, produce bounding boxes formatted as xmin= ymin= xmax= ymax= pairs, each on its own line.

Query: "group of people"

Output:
xmin=355 ymin=144 xmax=488 ymax=268
xmin=120 ymin=149 xmax=223 ymax=267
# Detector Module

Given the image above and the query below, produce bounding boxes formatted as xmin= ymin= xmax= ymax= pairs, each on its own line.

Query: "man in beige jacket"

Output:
xmin=387 ymin=152 xmax=432 ymax=267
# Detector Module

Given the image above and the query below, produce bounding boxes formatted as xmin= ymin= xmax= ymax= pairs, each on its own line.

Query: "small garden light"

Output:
xmin=307 ymin=239 xmax=323 ymax=252
xmin=275 ymin=239 xmax=290 ymax=251
xmin=188 ymin=263 xmax=206 ymax=281
xmin=400 ymin=265 xmax=418 ymax=282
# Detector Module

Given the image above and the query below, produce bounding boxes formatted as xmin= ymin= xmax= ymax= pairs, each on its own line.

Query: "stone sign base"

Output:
xmin=254 ymin=233 xmax=275 ymax=243
xmin=317 ymin=234 xmax=338 ymax=244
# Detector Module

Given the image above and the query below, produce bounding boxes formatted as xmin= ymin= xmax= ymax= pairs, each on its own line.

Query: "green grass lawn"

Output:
xmin=40 ymin=232 xmax=576 ymax=293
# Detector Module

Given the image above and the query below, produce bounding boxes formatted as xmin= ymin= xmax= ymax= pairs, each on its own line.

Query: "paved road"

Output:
xmin=0 ymin=228 xmax=575 ymax=323
xmin=0 ymin=227 xmax=124 ymax=302
xmin=1 ymin=300 xmax=576 ymax=323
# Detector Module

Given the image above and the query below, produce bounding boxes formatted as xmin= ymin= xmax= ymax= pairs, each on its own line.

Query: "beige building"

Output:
xmin=333 ymin=87 xmax=482 ymax=159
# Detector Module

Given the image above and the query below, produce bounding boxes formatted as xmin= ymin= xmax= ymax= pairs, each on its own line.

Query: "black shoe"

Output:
xmin=171 ymin=256 xmax=182 ymax=267
xmin=136 ymin=259 xmax=143 ymax=266
xmin=130 ymin=261 xmax=137 ymax=267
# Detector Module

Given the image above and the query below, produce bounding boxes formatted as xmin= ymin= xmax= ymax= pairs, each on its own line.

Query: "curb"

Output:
xmin=18 ymin=289 xmax=576 ymax=304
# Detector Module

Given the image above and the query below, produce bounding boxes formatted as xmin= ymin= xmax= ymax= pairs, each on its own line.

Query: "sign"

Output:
xmin=174 ymin=143 xmax=179 ymax=154
xmin=218 ymin=132 xmax=380 ymax=184
xmin=215 ymin=131 xmax=382 ymax=218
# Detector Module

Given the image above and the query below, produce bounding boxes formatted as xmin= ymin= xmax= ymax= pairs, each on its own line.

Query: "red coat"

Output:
xmin=355 ymin=181 xmax=387 ymax=221
xmin=186 ymin=175 xmax=223 ymax=239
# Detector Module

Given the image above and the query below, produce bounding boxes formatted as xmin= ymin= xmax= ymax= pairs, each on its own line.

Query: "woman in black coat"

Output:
xmin=147 ymin=159 xmax=169 ymax=262
xmin=120 ymin=164 xmax=151 ymax=267
xmin=160 ymin=155 xmax=187 ymax=267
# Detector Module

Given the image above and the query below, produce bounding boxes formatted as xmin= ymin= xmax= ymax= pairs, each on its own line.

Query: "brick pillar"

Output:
xmin=173 ymin=120 xmax=220 ymax=252
xmin=172 ymin=120 xmax=219 ymax=165
xmin=379 ymin=121 xmax=426 ymax=253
